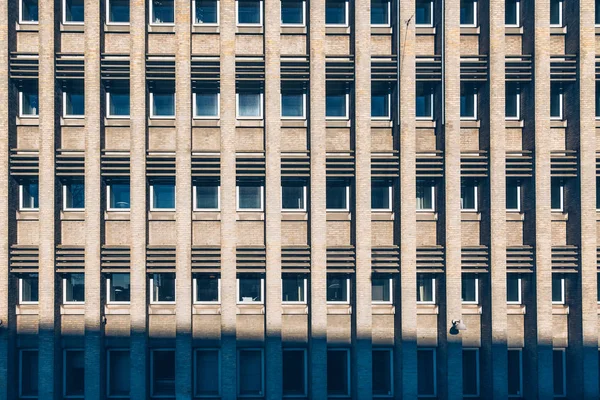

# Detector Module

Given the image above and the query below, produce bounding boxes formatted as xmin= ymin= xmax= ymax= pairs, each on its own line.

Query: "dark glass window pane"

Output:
xmin=371 ymin=84 xmax=390 ymax=118
xmin=416 ymin=180 xmax=434 ymax=210
xmin=152 ymin=182 xmax=175 ymax=209
xmin=195 ymin=0 xmax=218 ymax=23
xmin=550 ymin=0 xmax=561 ymax=25
xmin=281 ymin=0 xmax=304 ymax=24
xmin=282 ymin=274 xmax=305 ymax=302
xmin=20 ymin=273 xmax=39 ymax=303
xmin=152 ymin=92 xmax=175 ymax=117
xmin=550 ymin=83 xmax=562 ymax=118
xmin=372 ymin=350 xmax=392 ymax=396
xmin=506 ymin=82 xmax=519 ymax=118
xmin=326 ymin=83 xmax=348 ymax=117
xmin=20 ymin=350 xmax=38 ymax=397
xmin=152 ymin=0 xmax=174 ymax=23
xmin=415 ymin=0 xmax=432 ymax=25
xmin=282 ymin=181 xmax=306 ymax=210
xmin=195 ymin=274 xmax=219 ymax=302
xmin=553 ymin=350 xmax=565 ymax=396
xmin=508 ymin=350 xmax=522 ymax=396
xmin=552 ymin=275 xmax=564 ymax=303
xmin=21 ymin=179 xmax=39 ymax=210
xmin=65 ymin=273 xmax=85 ymax=303
xmin=460 ymin=0 xmax=475 ymax=24
xmin=20 ymin=83 xmax=39 ymax=116
xmin=65 ymin=85 xmax=85 ymax=116
xmin=416 ymin=82 xmax=433 ymax=118
xmin=152 ymin=273 xmax=176 ymax=302
xmin=372 ymin=276 xmax=391 ymax=302
xmin=461 ymin=179 xmax=477 ymax=210
xmin=65 ymin=180 xmax=85 ymax=210
xmin=327 ymin=350 xmax=349 ymax=395
xmin=417 ymin=349 xmax=435 ymax=396
xmin=282 ymin=91 xmax=305 ymax=117
xmin=506 ymin=180 xmax=520 ymax=210
xmin=109 ymin=86 xmax=130 ymax=116
xmin=196 ymin=350 xmax=220 ymax=396
xmin=109 ymin=273 xmax=130 ymax=302
xmin=371 ymin=0 xmax=389 ymax=25
xmin=417 ymin=274 xmax=434 ymax=302
xmin=152 ymin=350 xmax=175 ymax=396
xmin=327 ymin=275 xmax=349 ymax=302
xmin=238 ymin=275 xmax=263 ymax=302
xmin=109 ymin=181 xmax=130 ymax=209
xmin=21 ymin=0 xmax=39 ymax=22
xmin=507 ymin=274 xmax=521 ymax=303
xmin=238 ymin=91 xmax=262 ymax=117
xmin=65 ymin=351 xmax=85 ymax=396
xmin=283 ymin=350 xmax=306 ymax=396
xmin=239 ymin=350 xmax=263 ymax=395
xmin=326 ymin=180 xmax=348 ymax=210
xmin=462 ymin=350 xmax=479 ymax=396
xmin=372 ymin=179 xmax=391 ymax=210
xmin=108 ymin=350 xmax=130 ymax=397
xmin=65 ymin=0 xmax=84 ymax=22
xmin=460 ymin=83 xmax=476 ymax=118
xmin=238 ymin=183 xmax=262 ymax=209
xmin=195 ymin=92 xmax=219 ymax=117
xmin=551 ymin=179 xmax=562 ymax=210
xmin=195 ymin=182 xmax=219 ymax=209
xmin=109 ymin=0 xmax=130 ymax=23
xmin=461 ymin=273 xmax=477 ymax=303
xmin=238 ymin=0 xmax=261 ymax=24
xmin=326 ymin=0 xmax=347 ymax=24
xmin=505 ymin=0 xmax=518 ymax=25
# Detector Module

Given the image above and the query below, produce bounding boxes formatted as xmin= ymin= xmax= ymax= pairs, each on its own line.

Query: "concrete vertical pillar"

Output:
xmin=37 ymin=0 xmax=59 ymax=397
xmin=84 ymin=0 xmax=103 ymax=399
xmin=219 ymin=0 xmax=237 ymax=397
xmin=175 ymin=0 xmax=193 ymax=397
xmin=308 ymin=0 xmax=327 ymax=396
xmin=264 ymin=0 xmax=283 ymax=397
xmin=129 ymin=1 xmax=148 ymax=398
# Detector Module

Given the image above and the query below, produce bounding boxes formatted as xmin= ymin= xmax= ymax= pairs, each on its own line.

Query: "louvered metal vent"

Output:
xmin=326 ymin=56 xmax=355 ymax=81
xmin=416 ymin=55 xmax=442 ymax=81
xmin=371 ymin=152 xmax=400 ymax=177
xmin=101 ymin=151 xmax=130 ymax=177
xmin=281 ymin=152 xmax=310 ymax=177
xmin=146 ymin=55 xmax=176 ymax=80
xmin=551 ymin=150 xmax=578 ymax=178
xmin=416 ymin=151 xmax=444 ymax=178
xmin=147 ymin=152 xmax=176 ymax=177
xmin=282 ymin=246 xmax=311 ymax=272
xmin=191 ymin=55 xmax=220 ymax=82
xmin=372 ymin=55 xmax=397 ymax=81
xmin=192 ymin=246 xmax=221 ymax=272
xmin=506 ymin=55 xmax=532 ymax=82
xmin=9 ymin=52 xmax=38 ymax=79
xmin=461 ymin=151 xmax=488 ymax=177
xmin=372 ymin=246 xmax=400 ymax=273
xmin=460 ymin=55 xmax=488 ymax=81
xmin=236 ymin=153 xmax=266 ymax=177
xmin=506 ymin=246 xmax=534 ymax=273
xmin=461 ymin=246 xmax=489 ymax=273
xmin=327 ymin=246 xmax=356 ymax=272
xmin=9 ymin=245 xmax=39 ymax=272
xmin=56 ymin=53 xmax=85 ymax=80
xmin=147 ymin=246 xmax=176 ymax=271
xmin=192 ymin=153 xmax=221 ymax=177
xmin=506 ymin=150 xmax=533 ymax=178
xmin=56 ymin=150 xmax=85 ymax=177
xmin=552 ymin=246 xmax=579 ymax=273
xmin=237 ymin=247 xmax=266 ymax=271
xmin=236 ymin=56 xmax=265 ymax=81
xmin=416 ymin=246 xmax=445 ymax=273
xmin=56 ymin=246 xmax=85 ymax=272
xmin=326 ymin=153 xmax=355 ymax=177
xmin=281 ymin=55 xmax=310 ymax=81
xmin=101 ymin=54 xmax=130 ymax=80
xmin=10 ymin=150 xmax=39 ymax=176
xmin=101 ymin=246 xmax=131 ymax=272
xmin=550 ymin=55 xmax=577 ymax=82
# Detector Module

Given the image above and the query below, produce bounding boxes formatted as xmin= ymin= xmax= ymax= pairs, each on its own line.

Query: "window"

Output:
xmin=553 ymin=349 xmax=567 ymax=397
xmin=461 ymin=273 xmax=478 ymax=304
xmin=237 ymin=84 xmax=263 ymax=118
xmin=150 ymin=82 xmax=175 ymax=118
xmin=505 ymin=0 xmax=519 ymax=26
xmin=107 ymin=0 xmax=130 ymax=24
xmin=461 ymin=179 xmax=478 ymax=211
xmin=460 ymin=82 xmax=478 ymax=120
xmin=63 ymin=179 xmax=85 ymax=211
xmin=19 ymin=179 xmax=39 ymax=211
xmin=462 ymin=349 xmax=480 ymax=397
xmin=416 ymin=82 xmax=434 ymax=119
xmin=151 ymin=350 xmax=175 ymax=397
xmin=281 ymin=0 xmax=305 ymax=25
xmin=372 ymin=179 xmax=392 ymax=211
xmin=238 ymin=349 xmax=264 ymax=396
xmin=107 ymin=273 xmax=130 ymax=304
xmin=506 ymin=179 xmax=521 ymax=212
xmin=19 ymin=349 xmax=38 ymax=398
xmin=551 ymin=178 xmax=564 ymax=211
xmin=20 ymin=0 xmax=38 ymax=23
xmin=416 ymin=179 xmax=435 ymax=211
xmin=194 ymin=273 xmax=220 ymax=303
xmin=107 ymin=180 xmax=130 ymax=210
xmin=283 ymin=349 xmax=307 ymax=396
xmin=417 ymin=349 xmax=436 ymax=397
xmin=597 ymin=0 xmax=600 ymax=25
xmin=237 ymin=180 xmax=264 ymax=211
xmin=237 ymin=0 xmax=263 ymax=25
xmin=326 ymin=82 xmax=349 ymax=119
xmin=237 ymin=274 xmax=264 ymax=304
xmin=63 ymin=0 xmax=84 ymax=24
xmin=415 ymin=0 xmax=433 ymax=26
xmin=327 ymin=274 xmax=350 ymax=303
xmin=551 ymin=83 xmax=563 ymax=120
xmin=373 ymin=349 xmax=393 ymax=397
xmin=372 ymin=82 xmax=391 ymax=119
xmin=597 ymin=177 xmax=600 ymax=210
xmin=63 ymin=273 xmax=85 ymax=304
xmin=550 ymin=0 xmax=563 ymax=26
xmin=106 ymin=82 xmax=130 ymax=118
xmin=63 ymin=82 xmax=85 ymax=118
xmin=507 ymin=273 xmax=522 ymax=304
xmin=281 ymin=83 xmax=306 ymax=119
xmin=326 ymin=0 xmax=349 ymax=26
xmin=552 ymin=274 xmax=565 ymax=304
xmin=327 ymin=349 xmax=350 ymax=396
xmin=19 ymin=82 xmax=39 ymax=117
xmin=417 ymin=274 xmax=435 ymax=304
xmin=150 ymin=273 xmax=176 ymax=304
xmin=597 ymin=82 xmax=600 ymax=119
xmin=282 ymin=274 xmax=307 ymax=303
xmin=195 ymin=349 xmax=220 ymax=397
xmin=63 ymin=350 xmax=84 ymax=398
xmin=19 ymin=273 xmax=39 ymax=304
xmin=194 ymin=180 xmax=220 ymax=211
xmin=194 ymin=86 xmax=219 ymax=118
xmin=372 ymin=275 xmax=393 ymax=304
xmin=460 ymin=0 xmax=477 ymax=26
xmin=194 ymin=0 xmax=219 ymax=24
xmin=506 ymin=82 xmax=520 ymax=120
xmin=371 ymin=0 xmax=391 ymax=26
xmin=326 ymin=179 xmax=350 ymax=211
xmin=282 ymin=179 xmax=307 ymax=211
xmin=597 ymin=272 xmax=600 ymax=302
xmin=508 ymin=349 xmax=523 ymax=397
xmin=107 ymin=350 xmax=130 ymax=398
xmin=150 ymin=180 xmax=176 ymax=211
xmin=150 ymin=0 xmax=174 ymax=24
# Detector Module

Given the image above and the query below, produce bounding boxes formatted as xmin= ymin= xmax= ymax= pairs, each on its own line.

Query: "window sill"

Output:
xmin=505 ymin=119 xmax=523 ymax=128
xmin=462 ymin=304 xmax=482 ymax=315
xmin=61 ymin=117 xmax=85 ymax=127
xmin=282 ymin=211 xmax=308 ymax=221
xmin=507 ymin=304 xmax=526 ymax=315
xmin=327 ymin=304 xmax=352 ymax=314
xmin=16 ymin=23 xmax=39 ymax=32
xmin=596 ymin=26 xmax=600 ymax=35
xmin=371 ymin=26 xmax=392 ymax=35
xmin=237 ymin=212 xmax=265 ymax=221
xmin=236 ymin=26 xmax=264 ymax=35
xmin=372 ymin=304 xmax=394 ymax=315
xmin=105 ymin=304 xmax=131 ymax=315
xmin=551 ymin=212 xmax=568 ymax=221
xmin=326 ymin=26 xmax=351 ymax=35
xmin=550 ymin=26 xmax=567 ymax=35
xmin=104 ymin=211 xmax=131 ymax=221
xmin=281 ymin=119 xmax=307 ymax=128
xmin=371 ymin=119 xmax=393 ymax=128
xmin=148 ymin=211 xmax=176 ymax=220
xmin=505 ymin=26 xmax=523 ymax=35
xmin=61 ymin=304 xmax=85 ymax=315
xmin=416 ymin=211 xmax=437 ymax=221
xmin=236 ymin=119 xmax=264 ymax=128
xmin=104 ymin=24 xmax=130 ymax=33
xmin=326 ymin=119 xmax=351 ymax=128
xmin=506 ymin=212 xmax=524 ymax=221
xmin=416 ymin=26 xmax=436 ymax=35
xmin=237 ymin=304 xmax=265 ymax=314
xmin=552 ymin=304 xmax=569 ymax=315
xmin=193 ymin=211 xmax=221 ymax=221
xmin=148 ymin=118 xmax=176 ymax=127
xmin=371 ymin=211 xmax=394 ymax=221
xmin=61 ymin=210 xmax=85 ymax=221
xmin=282 ymin=304 xmax=308 ymax=314
xmin=326 ymin=212 xmax=351 ymax=221
xmin=416 ymin=119 xmax=436 ymax=128
xmin=460 ymin=26 xmax=480 ymax=35
xmin=60 ymin=23 xmax=84 ymax=33
xmin=551 ymin=119 xmax=567 ymax=128
xmin=16 ymin=211 xmax=39 ymax=221
xmin=193 ymin=25 xmax=220 ymax=34
xmin=148 ymin=24 xmax=175 ymax=33
xmin=105 ymin=117 xmax=131 ymax=127
xmin=148 ymin=304 xmax=176 ymax=315
xmin=193 ymin=118 xmax=220 ymax=127
xmin=416 ymin=304 xmax=438 ymax=315
xmin=281 ymin=26 xmax=307 ymax=35
xmin=461 ymin=211 xmax=481 ymax=221
xmin=193 ymin=304 xmax=221 ymax=315
xmin=460 ymin=120 xmax=480 ymax=129
xmin=16 ymin=116 xmax=39 ymax=126
xmin=16 ymin=304 xmax=39 ymax=315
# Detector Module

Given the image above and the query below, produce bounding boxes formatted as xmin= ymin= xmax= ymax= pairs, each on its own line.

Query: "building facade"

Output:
xmin=0 ymin=0 xmax=599 ymax=398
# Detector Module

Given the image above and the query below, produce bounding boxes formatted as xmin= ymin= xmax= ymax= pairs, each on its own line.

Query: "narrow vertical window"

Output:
xmin=460 ymin=0 xmax=477 ymax=26
xmin=19 ymin=350 xmax=39 ymax=398
xmin=19 ymin=273 xmax=39 ymax=304
xmin=508 ymin=349 xmax=523 ymax=397
xmin=417 ymin=349 xmax=436 ymax=397
xmin=63 ymin=350 xmax=85 ymax=398
xmin=507 ymin=273 xmax=522 ymax=304
xmin=107 ymin=0 xmax=130 ymax=24
xmin=460 ymin=178 xmax=478 ymax=211
xmin=326 ymin=82 xmax=350 ymax=119
xmin=63 ymin=81 xmax=85 ymax=118
xmin=506 ymin=179 xmax=521 ymax=212
xmin=326 ymin=178 xmax=350 ymax=211
xmin=281 ymin=83 xmax=306 ymax=119
xmin=62 ymin=179 xmax=85 ymax=211
xmin=194 ymin=0 xmax=219 ymax=24
xmin=551 ymin=178 xmax=564 ymax=211
xmin=553 ymin=349 xmax=567 ymax=397
xmin=150 ymin=273 xmax=176 ymax=304
xmin=63 ymin=273 xmax=85 ymax=304
xmin=20 ymin=0 xmax=39 ymax=23
xmin=107 ymin=273 xmax=131 ymax=304
xmin=150 ymin=82 xmax=176 ymax=118
xmin=460 ymin=82 xmax=478 ymax=120
xmin=282 ymin=349 xmax=307 ymax=396
xmin=505 ymin=82 xmax=520 ymax=120
xmin=550 ymin=83 xmax=563 ymax=120
xmin=107 ymin=350 xmax=130 ymax=398
xmin=238 ymin=349 xmax=264 ymax=396
xmin=416 ymin=179 xmax=435 ymax=211
xmin=462 ymin=349 xmax=480 ymax=397
xmin=505 ymin=0 xmax=519 ymax=26
xmin=371 ymin=0 xmax=391 ymax=26
xmin=416 ymin=82 xmax=434 ymax=119
xmin=150 ymin=0 xmax=175 ymax=24
xmin=372 ymin=349 xmax=393 ymax=396
xmin=194 ymin=84 xmax=219 ymax=118
xmin=372 ymin=179 xmax=393 ymax=211
xmin=151 ymin=350 xmax=175 ymax=397
xmin=415 ymin=0 xmax=433 ymax=26
xmin=550 ymin=0 xmax=563 ymax=26
xmin=195 ymin=349 xmax=221 ymax=397
xmin=417 ymin=274 xmax=435 ymax=304
xmin=106 ymin=82 xmax=130 ymax=118
xmin=237 ymin=83 xmax=264 ymax=118
xmin=461 ymin=273 xmax=478 ymax=304
xmin=327 ymin=349 xmax=351 ymax=396
xmin=371 ymin=82 xmax=392 ymax=119
xmin=63 ymin=0 xmax=84 ymax=24
xmin=194 ymin=273 xmax=220 ymax=303
xmin=19 ymin=81 xmax=39 ymax=117
xmin=552 ymin=274 xmax=565 ymax=304
xmin=19 ymin=178 xmax=39 ymax=211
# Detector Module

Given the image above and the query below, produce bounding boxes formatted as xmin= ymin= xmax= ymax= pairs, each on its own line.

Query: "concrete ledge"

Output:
xmin=193 ymin=304 xmax=221 ymax=314
xmin=282 ymin=304 xmax=309 ymax=314
xmin=15 ymin=304 xmax=39 ymax=315
xmin=237 ymin=304 xmax=265 ymax=314
xmin=372 ymin=304 xmax=394 ymax=315
xmin=61 ymin=305 xmax=85 ymax=315
xmin=148 ymin=305 xmax=176 ymax=314
xmin=327 ymin=304 xmax=352 ymax=314
xmin=105 ymin=304 xmax=131 ymax=315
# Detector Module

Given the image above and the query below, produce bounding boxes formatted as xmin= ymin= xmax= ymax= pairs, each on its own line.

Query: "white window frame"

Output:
xmin=150 ymin=275 xmax=176 ymax=305
xmin=461 ymin=182 xmax=478 ymax=212
xmin=19 ymin=182 xmax=38 ymax=211
xmin=236 ymin=92 xmax=264 ymax=119
xmin=236 ymin=0 xmax=264 ymax=26
xmin=553 ymin=348 xmax=567 ymax=397
xmin=552 ymin=275 xmax=565 ymax=305
xmin=106 ymin=0 xmax=130 ymax=25
xmin=149 ymin=0 xmax=175 ymax=26
xmin=106 ymin=349 xmax=130 ymax=399
xmin=326 ymin=91 xmax=350 ymax=120
xmin=417 ymin=275 xmax=436 ymax=305
xmin=463 ymin=348 xmax=480 ymax=398
xmin=326 ymin=182 xmax=350 ymax=212
xmin=506 ymin=182 xmax=521 ymax=212
xmin=460 ymin=85 xmax=478 ymax=120
xmin=149 ymin=91 xmax=176 ymax=119
xmin=415 ymin=0 xmax=434 ymax=27
xmin=327 ymin=348 xmax=351 ymax=397
xmin=62 ymin=89 xmax=84 ymax=119
xmin=63 ymin=274 xmax=84 ymax=305
xmin=325 ymin=0 xmax=349 ymax=27
xmin=550 ymin=0 xmax=563 ymax=27
xmin=372 ymin=348 xmax=394 ymax=397
xmin=505 ymin=0 xmax=520 ymax=27
xmin=193 ymin=0 xmax=220 ymax=26
xmin=63 ymin=349 xmax=85 ymax=399
xmin=460 ymin=0 xmax=478 ymax=27
xmin=19 ymin=0 xmax=39 ymax=24
xmin=18 ymin=275 xmax=38 ymax=305
xmin=505 ymin=84 xmax=521 ymax=120
xmin=372 ymin=181 xmax=393 ymax=212
xmin=149 ymin=182 xmax=176 ymax=212
xmin=417 ymin=348 xmax=437 ymax=398
xmin=416 ymin=181 xmax=436 ymax=212
xmin=507 ymin=349 xmax=523 ymax=398
xmin=371 ymin=90 xmax=391 ymax=120
xmin=236 ymin=183 xmax=265 ymax=212
xmin=416 ymin=88 xmax=434 ymax=120
xmin=19 ymin=349 xmax=38 ymax=399
xmin=237 ymin=348 xmax=265 ymax=397
xmin=193 ymin=184 xmax=221 ymax=211
xmin=282 ymin=348 xmax=308 ymax=397
xmin=106 ymin=91 xmax=131 ymax=119
xmin=371 ymin=0 xmax=391 ymax=27
xmin=281 ymin=0 xmax=307 ymax=27
xmin=62 ymin=0 xmax=84 ymax=25
xmin=372 ymin=277 xmax=393 ymax=305
xmin=506 ymin=274 xmax=522 ymax=305
xmin=551 ymin=86 xmax=564 ymax=120
xmin=326 ymin=275 xmax=351 ymax=305
xmin=551 ymin=182 xmax=564 ymax=212
xmin=281 ymin=183 xmax=307 ymax=212
xmin=461 ymin=274 xmax=479 ymax=305
xmin=194 ymin=349 xmax=222 ymax=397
xmin=281 ymin=91 xmax=307 ymax=120
xmin=150 ymin=349 xmax=176 ymax=398
xmin=193 ymin=92 xmax=220 ymax=119
xmin=236 ymin=276 xmax=265 ymax=304
xmin=62 ymin=181 xmax=85 ymax=211
xmin=18 ymin=89 xmax=38 ymax=118
xmin=106 ymin=182 xmax=130 ymax=212
xmin=193 ymin=275 xmax=221 ymax=304
xmin=281 ymin=275 xmax=308 ymax=305
xmin=106 ymin=273 xmax=130 ymax=305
